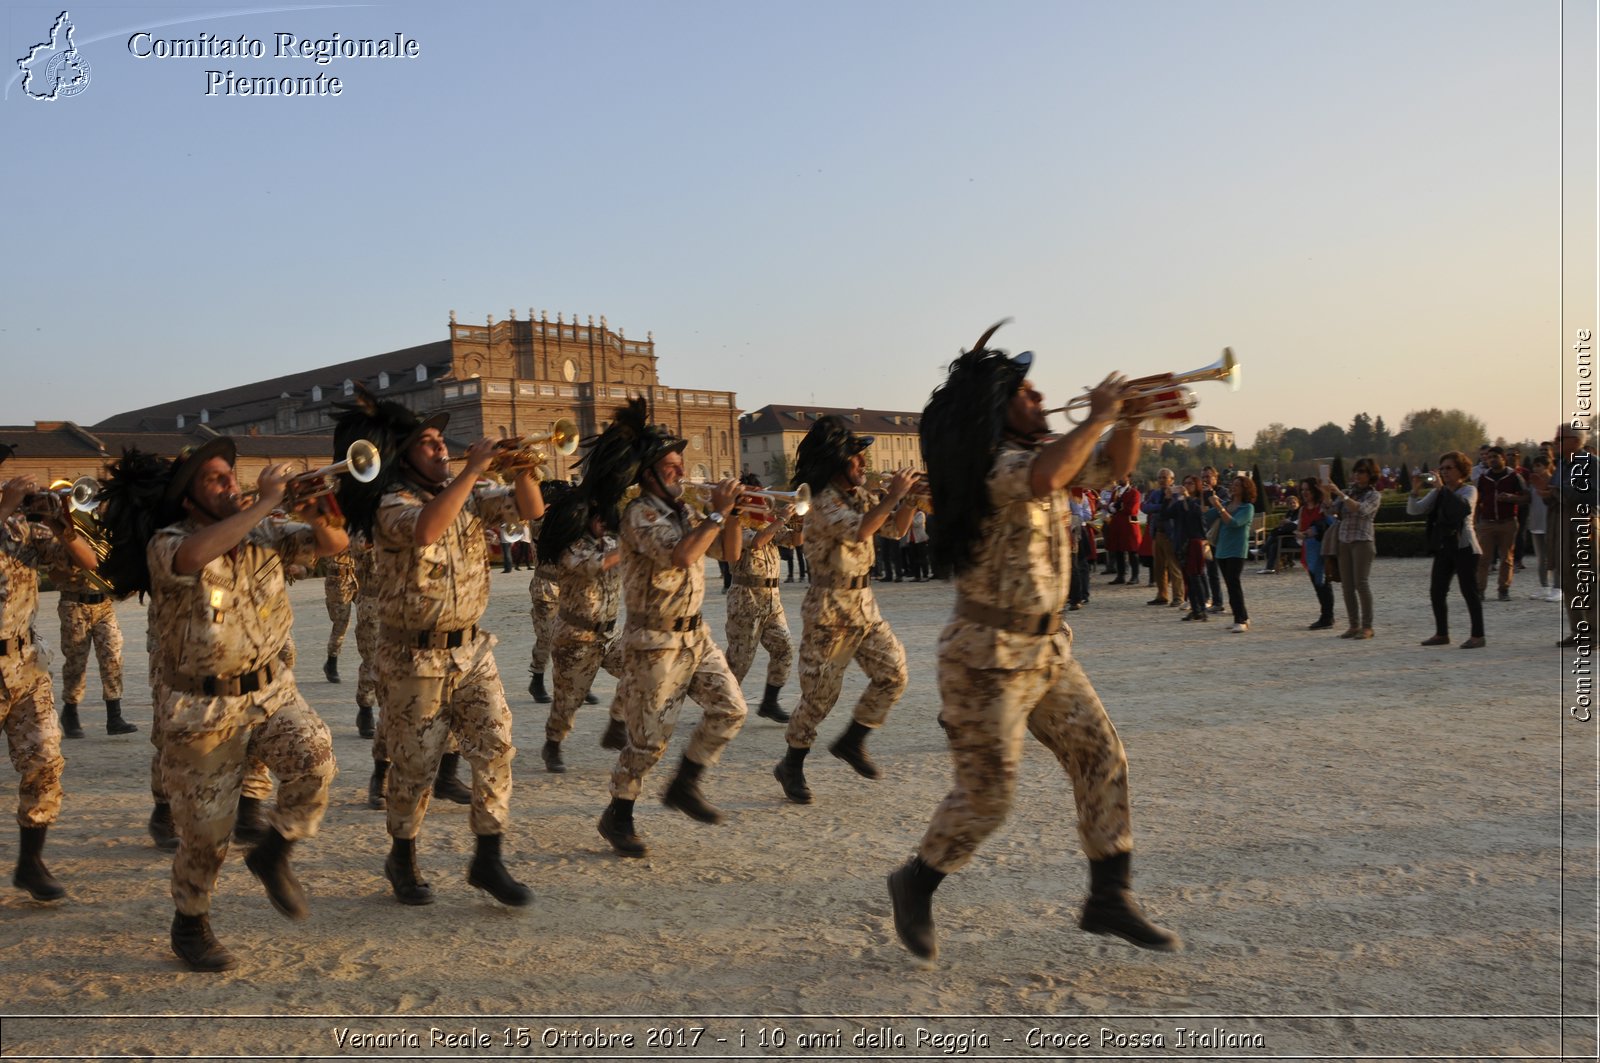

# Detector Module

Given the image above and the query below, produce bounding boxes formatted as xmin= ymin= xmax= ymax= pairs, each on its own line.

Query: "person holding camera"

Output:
xmin=1408 ymin=451 xmax=1485 ymax=649
xmin=1322 ymin=457 xmax=1382 ymax=639
xmin=1203 ymin=475 xmax=1257 ymax=632
xmin=1294 ymin=478 xmax=1336 ymax=629
xmin=1166 ymin=475 xmax=1210 ymax=622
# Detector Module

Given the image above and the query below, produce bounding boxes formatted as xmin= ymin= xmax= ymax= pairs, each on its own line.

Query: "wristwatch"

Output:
xmin=706 ymin=512 xmax=725 ymax=526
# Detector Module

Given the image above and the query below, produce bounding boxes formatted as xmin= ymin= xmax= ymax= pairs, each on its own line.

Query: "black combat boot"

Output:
xmin=661 ymin=756 xmax=722 ymax=824
xmin=529 ymin=673 xmax=552 ymax=704
xmin=59 ymin=703 xmax=84 ymax=740
xmin=756 ymin=684 xmax=791 ymax=723
xmin=541 ymin=740 xmax=566 ymax=774
xmin=384 ymin=836 xmax=434 ymax=905
xmin=773 ymin=745 xmax=812 ymax=804
xmin=355 ymin=704 xmax=374 ymax=739
xmin=12 ymin=825 xmax=65 ymax=901
xmin=828 ymin=720 xmax=882 ymax=779
xmin=105 ymin=699 xmax=137 ymax=735
xmin=367 ymin=760 xmax=388 ymax=810
xmin=467 ymin=833 xmax=532 ymax=906
xmin=171 ymin=911 xmax=236 ymax=972
xmin=887 ymin=855 xmax=946 ymax=959
xmin=232 ymin=795 xmax=267 ymax=845
xmin=599 ymin=717 xmax=627 ymax=750
xmin=148 ymin=802 xmax=179 ymax=850
xmin=1079 ymin=851 xmax=1182 ymax=952
xmin=244 ymin=827 xmax=308 ymax=920
xmin=322 ymin=655 xmax=341 ymax=683
xmin=597 ymin=798 xmax=647 ymax=857
xmin=433 ymin=753 xmax=472 ymax=804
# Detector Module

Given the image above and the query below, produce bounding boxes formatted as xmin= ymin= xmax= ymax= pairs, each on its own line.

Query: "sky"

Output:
xmin=1 ymin=0 xmax=1593 ymax=449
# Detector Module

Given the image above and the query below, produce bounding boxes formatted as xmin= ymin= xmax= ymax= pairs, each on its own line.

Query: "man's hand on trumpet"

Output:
xmin=0 ymin=475 xmax=36 ymax=524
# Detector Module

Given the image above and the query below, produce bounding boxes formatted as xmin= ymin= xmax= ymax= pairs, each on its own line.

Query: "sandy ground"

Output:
xmin=0 ymin=556 xmax=1594 ymax=1062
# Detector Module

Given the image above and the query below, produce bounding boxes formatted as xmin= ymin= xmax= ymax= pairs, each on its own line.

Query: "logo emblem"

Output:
xmin=17 ymin=11 xmax=91 ymax=101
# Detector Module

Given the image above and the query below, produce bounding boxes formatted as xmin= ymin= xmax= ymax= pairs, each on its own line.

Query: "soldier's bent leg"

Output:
xmin=1026 ymin=656 xmax=1133 ymax=860
xmin=443 ymin=647 xmax=517 ymax=837
xmin=57 ymin=600 xmax=91 ymax=707
xmin=681 ymin=638 xmax=749 ymax=771
xmin=380 ymin=667 xmax=453 ymax=841
xmin=784 ymin=625 xmax=865 ymax=750
xmin=847 ymin=620 xmax=908 ymax=729
xmin=5 ymin=671 xmax=66 ymax=830
xmin=608 ymin=647 xmax=696 ymax=802
xmin=246 ymin=696 xmax=335 ymax=842
xmin=759 ymin=603 xmax=794 ymax=689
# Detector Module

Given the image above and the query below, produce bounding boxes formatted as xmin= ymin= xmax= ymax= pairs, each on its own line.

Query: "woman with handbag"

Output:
xmin=1294 ymin=478 xmax=1337 ymax=629
xmin=1322 ymin=457 xmax=1382 ymax=639
xmin=1408 ymin=451 xmax=1486 ymax=648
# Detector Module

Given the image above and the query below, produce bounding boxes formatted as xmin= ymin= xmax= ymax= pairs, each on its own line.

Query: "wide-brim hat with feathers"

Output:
xmin=99 ymin=447 xmax=180 ymax=597
xmin=163 ymin=437 xmax=237 ymax=505
xmin=791 ymin=415 xmax=873 ymax=494
xmin=0 ymin=442 xmax=15 ymax=468
xmin=919 ymin=320 xmax=1035 ymax=575
xmin=581 ymin=397 xmax=685 ymax=499
xmin=332 ymin=386 xmax=450 ymax=538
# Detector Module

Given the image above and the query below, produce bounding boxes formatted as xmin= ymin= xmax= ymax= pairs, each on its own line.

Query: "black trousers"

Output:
xmin=1430 ymin=546 xmax=1484 ymax=638
xmin=1219 ymin=556 xmax=1248 ymax=623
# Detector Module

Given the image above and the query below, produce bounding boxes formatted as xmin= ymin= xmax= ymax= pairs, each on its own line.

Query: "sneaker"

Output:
xmin=1546 ymin=588 xmax=1565 ymax=603
xmin=1226 ymin=622 xmax=1249 ymax=633
xmin=1208 ymin=604 xmax=1225 ymax=614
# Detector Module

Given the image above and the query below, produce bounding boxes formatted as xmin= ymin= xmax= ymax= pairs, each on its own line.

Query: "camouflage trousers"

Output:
xmin=608 ymin=628 xmax=748 ymax=801
xmin=375 ymin=637 xmax=515 ymax=838
xmin=57 ymin=597 xmax=124 ymax=703
xmin=723 ymin=589 xmax=793 ymax=688
xmin=784 ymin=619 xmax=907 ymax=749
xmin=160 ymin=686 xmax=335 ymax=916
xmin=528 ymin=597 xmax=558 ymax=674
xmin=0 ymin=659 xmax=65 ymax=827
xmin=354 ymin=596 xmax=379 ymax=712
xmin=326 ymin=598 xmax=352 ymax=658
xmin=147 ymin=679 xmax=273 ymax=803
xmin=917 ymin=653 xmax=1132 ymax=873
xmin=546 ymin=625 xmax=624 ymax=743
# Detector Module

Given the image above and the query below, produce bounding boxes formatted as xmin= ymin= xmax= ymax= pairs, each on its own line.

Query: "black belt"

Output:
xmin=411 ymin=625 xmax=478 ymax=650
xmin=0 ymin=632 xmax=33 ymax=656
xmin=815 ymin=575 xmax=871 ymax=590
xmin=171 ymin=660 xmax=277 ymax=698
xmin=61 ymin=591 xmax=108 ymax=605
xmin=955 ymin=598 xmax=1062 ymax=637
xmin=733 ymin=576 xmax=781 ymax=589
xmin=559 ymin=610 xmax=616 ymax=635
xmin=642 ymin=615 xmax=702 ymax=633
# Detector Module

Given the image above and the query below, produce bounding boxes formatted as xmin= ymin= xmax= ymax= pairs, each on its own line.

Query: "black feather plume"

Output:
xmin=98 ymin=448 xmax=177 ymax=597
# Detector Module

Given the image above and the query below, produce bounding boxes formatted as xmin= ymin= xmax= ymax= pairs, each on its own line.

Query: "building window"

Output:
xmin=176 ymin=414 xmax=185 ymax=428
xmin=378 ymin=371 xmax=390 ymax=389
xmin=343 ymin=379 xmax=354 ymax=396
xmin=691 ymin=435 xmax=704 ymax=451
xmin=444 ymin=386 xmax=460 ymax=399
xmin=311 ymin=386 xmax=322 ymax=402
xmin=462 ymin=382 xmax=479 ymax=396
xmin=199 ymin=408 xmax=209 ymax=424
xmin=720 ymin=431 xmax=729 ymax=454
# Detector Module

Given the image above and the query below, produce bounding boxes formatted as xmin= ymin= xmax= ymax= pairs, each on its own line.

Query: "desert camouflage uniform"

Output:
xmin=608 ymin=494 xmax=747 ymax=801
xmin=147 ymin=519 xmax=335 ymax=916
xmin=784 ymin=484 xmax=908 ymax=749
xmin=723 ymin=522 xmax=796 ymax=688
xmin=323 ymin=550 xmax=358 ymax=657
xmin=50 ymin=563 xmax=123 ymax=705
xmin=372 ymin=482 xmax=519 ymax=839
xmin=0 ymin=520 xmax=67 ymax=828
xmin=352 ymin=539 xmax=380 ymax=717
xmin=527 ymin=529 xmax=557 ymax=677
xmin=917 ymin=441 xmax=1132 ymax=873
xmin=546 ymin=533 xmax=624 ymax=743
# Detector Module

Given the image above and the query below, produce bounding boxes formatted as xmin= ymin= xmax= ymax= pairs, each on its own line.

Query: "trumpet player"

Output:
xmin=773 ymin=418 xmax=915 ymax=805
xmin=97 ymin=440 xmax=342 ymax=971
xmin=535 ymin=482 xmax=627 ymax=773
xmin=46 ymin=500 xmax=134 ymax=739
xmin=589 ymin=399 xmax=749 ymax=858
xmin=887 ymin=323 xmax=1180 ymax=961
xmin=724 ymin=473 xmax=801 ymax=724
xmin=333 ymin=389 xmax=544 ymax=908
xmin=320 ymin=549 xmax=357 ymax=684
xmin=0 ymin=449 xmax=99 ymax=903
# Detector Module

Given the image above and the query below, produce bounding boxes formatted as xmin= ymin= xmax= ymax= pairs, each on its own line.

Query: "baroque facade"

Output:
xmin=94 ymin=311 xmax=743 ymax=482
xmin=738 ymin=404 xmax=927 ymax=487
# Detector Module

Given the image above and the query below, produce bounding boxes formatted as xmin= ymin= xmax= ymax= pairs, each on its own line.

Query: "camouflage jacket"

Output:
xmin=372 ymin=479 xmax=518 ymax=633
xmin=555 ymin=534 xmax=621 ymax=636
xmin=618 ymin=492 xmax=726 ymax=649
xmin=800 ymin=483 xmax=881 ymax=627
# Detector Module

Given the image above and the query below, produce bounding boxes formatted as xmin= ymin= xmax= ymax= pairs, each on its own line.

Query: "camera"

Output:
xmin=1419 ymin=472 xmax=1438 ymax=488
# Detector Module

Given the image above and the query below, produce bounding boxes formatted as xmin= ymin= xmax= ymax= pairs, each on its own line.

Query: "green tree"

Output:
xmin=1397 ymin=461 xmax=1411 ymax=491
xmin=1397 ymin=408 xmax=1488 ymax=464
xmin=1347 ymin=412 xmax=1375 ymax=455
xmin=1309 ymin=422 xmax=1347 ymax=459
xmin=1373 ymin=415 xmax=1392 ymax=453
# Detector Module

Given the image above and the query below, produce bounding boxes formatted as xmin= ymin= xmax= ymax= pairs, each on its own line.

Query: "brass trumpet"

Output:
xmin=20 ymin=476 xmax=100 ymax=519
xmin=1049 ymin=347 xmax=1240 ymax=426
xmin=863 ymin=469 xmax=933 ymax=513
xmin=466 ymin=419 xmax=582 ymax=476
xmin=240 ymin=439 xmax=381 ymax=514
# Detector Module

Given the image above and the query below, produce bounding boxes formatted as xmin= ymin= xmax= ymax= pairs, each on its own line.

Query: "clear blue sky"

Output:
xmin=1 ymin=0 xmax=1586 ymax=447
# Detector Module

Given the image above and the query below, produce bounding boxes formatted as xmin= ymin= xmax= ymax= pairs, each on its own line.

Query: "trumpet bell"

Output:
xmin=345 ymin=439 xmax=382 ymax=483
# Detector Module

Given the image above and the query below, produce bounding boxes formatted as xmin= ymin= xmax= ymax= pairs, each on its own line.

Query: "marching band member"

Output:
xmin=535 ymin=481 xmax=626 ymax=772
xmin=47 ymin=507 xmax=134 ymax=739
xmin=773 ymin=416 xmax=914 ymax=805
xmin=723 ymin=473 xmax=801 ymax=724
xmin=320 ymin=548 xmax=357 ymax=684
xmin=588 ymin=399 xmax=748 ymax=858
xmin=888 ymin=324 xmax=1180 ymax=960
xmin=0 ymin=446 xmax=97 ymax=903
xmin=99 ymin=441 xmax=341 ymax=971
xmin=334 ymin=389 xmax=543 ymax=907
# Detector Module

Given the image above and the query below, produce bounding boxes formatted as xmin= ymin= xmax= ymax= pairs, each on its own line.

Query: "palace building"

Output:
xmin=93 ymin=310 xmax=743 ymax=482
xmin=738 ymin=404 xmax=927 ymax=487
